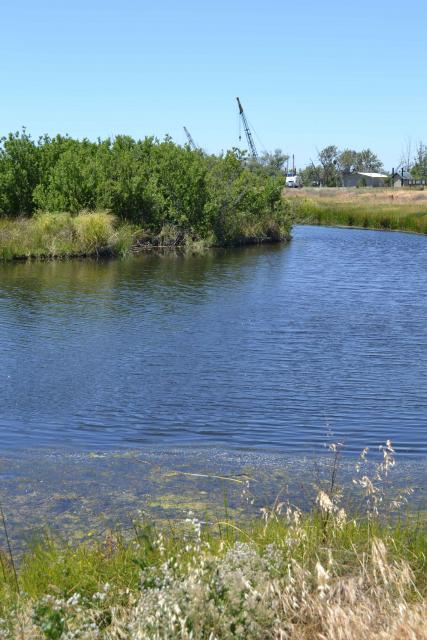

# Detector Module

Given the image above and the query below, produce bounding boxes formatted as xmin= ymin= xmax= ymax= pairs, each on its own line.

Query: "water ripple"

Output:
xmin=1 ymin=226 xmax=426 ymax=457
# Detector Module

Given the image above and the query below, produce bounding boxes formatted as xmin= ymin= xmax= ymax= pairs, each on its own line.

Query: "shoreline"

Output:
xmin=2 ymin=445 xmax=426 ymax=557
xmin=0 ymin=446 xmax=425 ymax=637
xmin=0 ymin=213 xmax=291 ymax=263
xmin=286 ymin=187 xmax=427 ymax=236
xmin=297 ymin=220 xmax=427 ymax=237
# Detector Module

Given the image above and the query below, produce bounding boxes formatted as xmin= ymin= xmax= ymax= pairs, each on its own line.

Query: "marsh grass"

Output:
xmin=0 ymin=212 xmax=137 ymax=261
xmin=0 ymin=213 xmax=289 ymax=262
xmin=0 ymin=441 xmax=426 ymax=638
xmin=288 ymin=188 xmax=427 ymax=235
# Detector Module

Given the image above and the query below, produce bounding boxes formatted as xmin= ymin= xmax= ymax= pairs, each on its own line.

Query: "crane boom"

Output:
xmin=183 ymin=126 xmax=197 ymax=151
xmin=236 ymin=97 xmax=258 ymax=159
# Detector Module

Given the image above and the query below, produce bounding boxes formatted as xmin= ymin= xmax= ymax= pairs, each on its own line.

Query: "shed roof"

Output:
xmin=357 ymin=172 xmax=388 ymax=179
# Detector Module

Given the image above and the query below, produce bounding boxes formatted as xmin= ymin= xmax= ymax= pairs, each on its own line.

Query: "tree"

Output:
xmin=299 ymin=164 xmax=322 ymax=186
xmin=400 ymin=138 xmax=413 ymax=173
xmin=337 ymin=149 xmax=358 ymax=175
xmin=258 ymin=149 xmax=289 ymax=176
xmin=300 ymin=145 xmax=384 ymax=187
xmin=318 ymin=145 xmax=339 ymax=186
xmin=33 ymin=139 xmax=99 ymax=212
xmin=0 ymin=129 xmax=41 ymax=216
xmin=411 ymin=142 xmax=427 ymax=180
xmin=355 ymin=149 xmax=383 ymax=173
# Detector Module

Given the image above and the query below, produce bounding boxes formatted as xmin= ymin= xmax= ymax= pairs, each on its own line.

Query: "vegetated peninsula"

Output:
xmin=0 ymin=131 xmax=292 ymax=260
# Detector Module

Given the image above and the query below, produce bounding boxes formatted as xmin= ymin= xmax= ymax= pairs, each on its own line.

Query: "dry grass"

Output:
xmin=287 ymin=187 xmax=427 ymax=206
xmin=0 ymin=441 xmax=425 ymax=638
xmin=1 ymin=526 xmax=425 ymax=639
xmin=287 ymin=187 xmax=427 ymax=234
xmin=10 ymin=540 xmax=425 ymax=640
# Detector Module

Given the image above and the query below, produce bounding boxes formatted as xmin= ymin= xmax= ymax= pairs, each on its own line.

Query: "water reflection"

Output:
xmin=1 ymin=227 xmax=426 ymax=456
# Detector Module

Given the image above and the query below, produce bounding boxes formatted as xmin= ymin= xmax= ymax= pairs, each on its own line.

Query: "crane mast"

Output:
xmin=183 ymin=126 xmax=197 ymax=151
xmin=236 ymin=97 xmax=258 ymax=160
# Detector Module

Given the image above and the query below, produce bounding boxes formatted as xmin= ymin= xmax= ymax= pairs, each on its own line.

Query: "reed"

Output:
xmin=0 ymin=211 xmax=137 ymax=261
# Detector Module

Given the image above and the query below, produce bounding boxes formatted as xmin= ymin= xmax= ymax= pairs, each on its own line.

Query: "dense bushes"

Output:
xmin=0 ymin=130 xmax=291 ymax=248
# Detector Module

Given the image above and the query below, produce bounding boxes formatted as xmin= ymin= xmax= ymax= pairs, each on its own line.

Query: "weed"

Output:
xmin=0 ymin=442 xmax=425 ymax=638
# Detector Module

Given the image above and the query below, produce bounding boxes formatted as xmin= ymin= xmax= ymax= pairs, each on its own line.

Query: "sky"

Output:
xmin=1 ymin=0 xmax=426 ymax=170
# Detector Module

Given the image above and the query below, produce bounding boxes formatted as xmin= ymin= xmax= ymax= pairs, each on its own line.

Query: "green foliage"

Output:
xmin=33 ymin=602 xmax=64 ymax=640
xmin=299 ymin=146 xmax=384 ymax=187
xmin=258 ymin=148 xmax=289 ymax=176
xmin=318 ymin=145 xmax=340 ymax=186
xmin=0 ymin=131 xmax=290 ymax=251
xmin=0 ymin=130 xmax=41 ymax=215
xmin=412 ymin=142 xmax=427 ymax=180
xmin=355 ymin=148 xmax=383 ymax=172
xmin=299 ymin=164 xmax=322 ymax=186
xmin=205 ymin=150 xmax=291 ymax=244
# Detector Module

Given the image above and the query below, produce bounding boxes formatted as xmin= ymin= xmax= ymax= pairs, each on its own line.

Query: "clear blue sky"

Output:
xmin=1 ymin=0 xmax=426 ymax=170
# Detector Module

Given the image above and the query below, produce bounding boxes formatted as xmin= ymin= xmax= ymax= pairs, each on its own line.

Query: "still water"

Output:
xmin=1 ymin=225 xmax=427 ymax=457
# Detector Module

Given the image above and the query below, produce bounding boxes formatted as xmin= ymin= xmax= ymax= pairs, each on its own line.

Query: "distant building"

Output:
xmin=392 ymin=171 xmax=411 ymax=188
xmin=342 ymin=172 xmax=388 ymax=188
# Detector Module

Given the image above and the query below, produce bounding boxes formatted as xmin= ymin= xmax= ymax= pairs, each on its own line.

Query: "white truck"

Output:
xmin=285 ymin=175 xmax=303 ymax=188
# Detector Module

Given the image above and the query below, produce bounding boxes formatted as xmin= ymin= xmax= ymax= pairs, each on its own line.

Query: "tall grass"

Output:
xmin=0 ymin=212 xmax=137 ymax=260
xmin=289 ymin=191 xmax=427 ymax=235
xmin=0 ymin=441 xmax=425 ymax=638
xmin=0 ymin=209 xmax=290 ymax=261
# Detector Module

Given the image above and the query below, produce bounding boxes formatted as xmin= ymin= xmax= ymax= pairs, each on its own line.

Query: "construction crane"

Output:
xmin=183 ymin=126 xmax=197 ymax=151
xmin=236 ymin=97 xmax=258 ymax=160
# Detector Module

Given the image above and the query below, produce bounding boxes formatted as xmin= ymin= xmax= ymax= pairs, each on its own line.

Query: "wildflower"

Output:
xmin=66 ymin=593 xmax=80 ymax=607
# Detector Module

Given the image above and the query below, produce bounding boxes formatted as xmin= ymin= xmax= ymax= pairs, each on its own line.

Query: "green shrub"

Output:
xmin=0 ymin=132 xmax=291 ymax=251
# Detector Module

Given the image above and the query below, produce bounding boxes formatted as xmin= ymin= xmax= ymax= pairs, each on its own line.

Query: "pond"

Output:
xmin=1 ymin=225 xmax=426 ymax=457
xmin=1 ymin=225 xmax=426 ymax=544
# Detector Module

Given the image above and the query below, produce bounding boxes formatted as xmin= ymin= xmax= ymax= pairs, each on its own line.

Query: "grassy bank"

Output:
xmin=287 ymin=187 xmax=427 ymax=234
xmin=0 ymin=212 xmax=137 ymax=261
xmin=0 ymin=444 xmax=426 ymax=639
xmin=0 ymin=210 xmax=290 ymax=261
xmin=0 ymin=513 xmax=425 ymax=639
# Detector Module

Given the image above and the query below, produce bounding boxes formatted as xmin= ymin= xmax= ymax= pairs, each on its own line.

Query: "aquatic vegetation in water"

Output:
xmin=0 ymin=441 xmax=425 ymax=638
